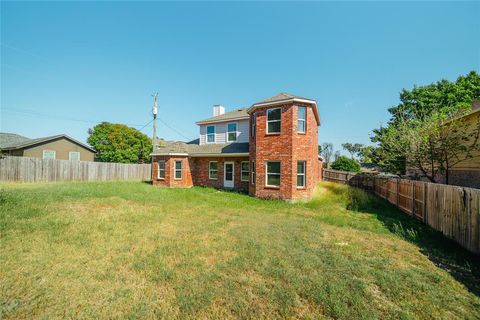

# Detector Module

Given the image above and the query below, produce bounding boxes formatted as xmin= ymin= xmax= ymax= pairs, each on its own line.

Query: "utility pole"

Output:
xmin=152 ymin=92 xmax=158 ymax=153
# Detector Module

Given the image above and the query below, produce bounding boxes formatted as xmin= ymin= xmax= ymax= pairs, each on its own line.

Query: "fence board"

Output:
xmin=323 ymin=168 xmax=480 ymax=255
xmin=0 ymin=156 xmax=151 ymax=183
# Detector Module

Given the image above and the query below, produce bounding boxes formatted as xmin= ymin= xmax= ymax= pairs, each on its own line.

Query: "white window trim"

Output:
xmin=206 ymin=125 xmax=216 ymax=144
xmin=265 ymin=161 xmax=281 ymax=188
xmin=297 ymin=106 xmax=306 ymax=133
xmin=251 ymin=161 xmax=255 ymax=185
xmin=297 ymin=161 xmax=306 ymax=188
xmin=266 ymin=107 xmax=282 ymax=134
xmin=158 ymin=160 xmax=165 ymax=180
xmin=209 ymin=161 xmax=218 ymax=180
xmin=241 ymin=161 xmax=249 ymax=182
xmin=68 ymin=151 xmax=80 ymax=161
xmin=174 ymin=160 xmax=182 ymax=180
xmin=226 ymin=122 xmax=238 ymax=142
xmin=42 ymin=150 xmax=56 ymax=160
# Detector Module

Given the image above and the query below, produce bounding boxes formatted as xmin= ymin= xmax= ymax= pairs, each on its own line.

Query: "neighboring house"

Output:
xmin=406 ymin=101 xmax=480 ymax=189
xmin=0 ymin=133 xmax=96 ymax=161
xmin=151 ymin=93 xmax=323 ymax=200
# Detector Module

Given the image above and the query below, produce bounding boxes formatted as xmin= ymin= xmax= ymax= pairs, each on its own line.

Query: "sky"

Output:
xmin=1 ymin=1 xmax=479 ymax=154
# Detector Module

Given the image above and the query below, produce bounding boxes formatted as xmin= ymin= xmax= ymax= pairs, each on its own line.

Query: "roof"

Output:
xmin=196 ymin=108 xmax=249 ymax=125
xmin=0 ymin=133 xmax=96 ymax=153
xmin=248 ymin=92 xmax=321 ymax=125
xmin=151 ymin=139 xmax=249 ymax=157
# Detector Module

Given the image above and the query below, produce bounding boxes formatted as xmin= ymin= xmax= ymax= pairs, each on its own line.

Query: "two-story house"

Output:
xmin=151 ymin=93 xmax=322 ymax=200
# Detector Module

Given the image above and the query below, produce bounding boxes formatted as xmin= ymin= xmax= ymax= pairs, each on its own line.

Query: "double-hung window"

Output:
xmin=158 ymin=160 xmax=165 ymax=179
xmin=266 ymin=161 xmax=281 ymax=187
xmin=297 ymin=106 xmax=306 ymax=133
xmin=297 ymin=161 xmax=306 ymax=188
xmin=174 ymin=160 xmax=182 ymax=179
xmin=227 ymin=123 xmax=237 ymax=142
xmin=43 ymin=150 xmax=56 ymax=159
xmin=209 ymin=161 xmax=218 ymax=180
xmin=69 ymin=151 xmax=80 ymax=161
xmin=207 ymin=125 xmax=215 ymax=143
xmin=267 ymin=108 xmax=281 ymax=134
xmin=241 ymin=161 xmax=249 ymax=181
xmin=251 ymin=161 xmax=255 ymax=185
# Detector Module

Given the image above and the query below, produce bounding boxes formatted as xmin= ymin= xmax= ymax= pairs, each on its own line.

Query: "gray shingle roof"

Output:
xmin=256 ymin=92 xmax=312 ymax=104
xmin=196 ymin=108 xmax=249 ymax=125
xmin=0 ymin=133 xmax=96 ymax=152
xmin=152 ymin=139 xmax=249 ymax=156
xmin=0 ymin=133 xmax=31 ymax=149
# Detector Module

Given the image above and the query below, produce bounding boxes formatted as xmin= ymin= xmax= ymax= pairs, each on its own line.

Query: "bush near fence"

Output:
xmin=0 ymin=156 xmax=151 ymax=183
xmin=323 ymin=169 xmax=480 ymax=255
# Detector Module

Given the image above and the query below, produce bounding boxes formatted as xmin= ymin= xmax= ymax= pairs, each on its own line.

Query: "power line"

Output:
xmin=159 ymin=118 xmax=192 ymax=141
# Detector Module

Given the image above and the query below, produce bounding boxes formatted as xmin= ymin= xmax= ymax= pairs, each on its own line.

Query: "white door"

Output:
xmin=224 ymin=162 xmax=234 ymax=188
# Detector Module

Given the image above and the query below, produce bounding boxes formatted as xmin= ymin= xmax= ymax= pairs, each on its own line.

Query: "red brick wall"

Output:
xmin=249 ymin=102 xmax=321 ymax=200
xmin=191 ymin=157 xmax=250 ymax=191
xmin=152 ymin=156 xmax=193 ymax=188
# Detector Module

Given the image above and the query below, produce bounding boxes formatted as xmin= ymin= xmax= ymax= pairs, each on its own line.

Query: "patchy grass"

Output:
xmin=0 ymin=181 xmax=479 ymax=319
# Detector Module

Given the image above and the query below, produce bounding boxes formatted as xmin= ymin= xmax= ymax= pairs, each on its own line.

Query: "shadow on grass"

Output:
xmin=323 ymin=183 xmax=480 ymax=297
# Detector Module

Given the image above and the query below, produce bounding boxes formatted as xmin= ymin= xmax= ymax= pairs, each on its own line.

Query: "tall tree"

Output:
xmin=320 ymin=142 xmax=334 ymax=168
xmin=87 ymin=122 xmax=153 ymax=163
xmin=341 ymin=143 xmax=364 ymax=159
xmin=371 ymin=71 xmax=480 ymax=181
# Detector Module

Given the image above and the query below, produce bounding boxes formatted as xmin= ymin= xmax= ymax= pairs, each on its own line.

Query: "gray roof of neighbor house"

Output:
xmin=0 ymin=133 xmax=96 ymax=153
xmin=195 ymin=108 xmax=249 ymax=125
xmin=151 ymin=139 xmax=249 ymax=156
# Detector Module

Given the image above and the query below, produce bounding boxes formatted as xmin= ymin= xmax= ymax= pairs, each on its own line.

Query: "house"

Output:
xmin=151 ymin=93 xmax=322 ymax=200
xmin=406 ymin=101 xmax=480 ymax=189
xmin=0 ymin=133 xmax=96 ymax=161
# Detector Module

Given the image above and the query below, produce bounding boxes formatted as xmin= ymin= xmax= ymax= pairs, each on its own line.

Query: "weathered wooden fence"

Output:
xmin=0 ymin=156 xmax=151 ymax=182
xmin=323 ymin=169 xmax=480 ymax=255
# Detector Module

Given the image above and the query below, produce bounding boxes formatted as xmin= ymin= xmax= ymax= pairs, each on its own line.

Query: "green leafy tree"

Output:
xmin=331 ymin=156 xmax=361 ymax=172
xmin=320 ymin=142 xmax=334 ymax=168
xmin=371 ymin=71 xmax=480 ymax=176
xmin=87 ymin=122 xmax=152 ymax=163
xmin=341 ymin=143 xmax=364 ymax=159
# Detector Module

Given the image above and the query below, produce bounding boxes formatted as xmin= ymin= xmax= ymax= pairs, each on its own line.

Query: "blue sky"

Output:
xmin=1 ymin=1 xmax=479 ymax=154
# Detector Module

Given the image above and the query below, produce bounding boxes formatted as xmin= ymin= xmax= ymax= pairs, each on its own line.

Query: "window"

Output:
xmin=158 ymin=160 xmax=165 ymax=179
xmin=69 ymin=151 xmax=80 ymax=161
xmin=241 ymin=161 xmax=249 ymax=181
xmin=266 ymin=161 xmax=281 ymax=187
xmin=251 ymin=113 xmax=256 ymax=137
xmin=297 ymin=161 xmax=306 ymax=188
xmin=209 ymin=161 xmax=218 ymax=180
xmin=251 ymin=161 xmax=255 ymax=185
xmin=207 ymin=126 xmax=215 ymax=143
xmin=267 ymin=108 xmax=281 ymax=134
xmin=297 ymin=106 xmax=306 ymax=133
xmin=227 ymin=123 xmax=237 ymax=142
xmin=43 ymin=150 xmax=56 ymax=159
xmin=174 ymin=160 xmax=182 ymax=179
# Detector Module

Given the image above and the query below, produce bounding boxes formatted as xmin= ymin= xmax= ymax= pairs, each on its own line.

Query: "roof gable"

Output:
xmin=0 ymin=133 xmax=96 ymax=153
xmin=196 ymin=108 xmax=249 ymax=125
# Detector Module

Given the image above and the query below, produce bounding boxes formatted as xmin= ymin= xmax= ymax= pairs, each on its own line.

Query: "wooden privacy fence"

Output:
xmin=323 ymin=169 xmax=480 ymax=255
xmin=0 ymin=156 xmax=151 ymax=183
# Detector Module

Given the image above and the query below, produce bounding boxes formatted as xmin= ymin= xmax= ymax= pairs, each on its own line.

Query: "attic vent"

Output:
xmin=213 ymin=104 xmax=225 ymax=117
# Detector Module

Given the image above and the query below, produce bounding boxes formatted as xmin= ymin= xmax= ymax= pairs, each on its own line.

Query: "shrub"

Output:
xmin=331 ymin=156 xmax=361 ymax=172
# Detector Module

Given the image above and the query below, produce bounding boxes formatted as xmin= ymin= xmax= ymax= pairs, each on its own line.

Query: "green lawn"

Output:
xmin=1 ymin=181 xmax=479 ymax=319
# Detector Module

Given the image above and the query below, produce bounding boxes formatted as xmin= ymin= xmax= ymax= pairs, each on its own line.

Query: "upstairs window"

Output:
xmin=241 ymin=161 xmax=249 ymax=181
xmin=207 ymin=125 xmax=215 ymax=143
xmin=251 ymin=113 xmax=256 ymax=137
xmin=267 ymin=108 xmax=281 ymax=134
xmin=297 ymin=106 xmax=306 ymax=133
xmin=174 ymin=160 xmax=182 ymax=179
xmin=209 ymin=161 xmax=218 ymax=180
xmin=158 ymin=160 xmax=165 ymax=179
xmin=297 ymin=161 xmax=306 ymax=188
xmin=266 ymin=161 xmax=281 ymax=187
xmin=227 ymin=123 xmax=237 ymax=142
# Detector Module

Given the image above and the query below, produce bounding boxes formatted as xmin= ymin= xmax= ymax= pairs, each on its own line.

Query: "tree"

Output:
xmin=87 ymin=122 xmax=153 ymax=163
xmin=371 ymin=71 xmax=480 ymax=177
xmin=341 ymin=143 xmax=364 ymax=159
xmin=331 ymin=156 xmax=361 ymax=172
xmin=320 ymin=142 xmax=333 ymax=168
xmin=358 ymin=145 xmax=376 ymax=164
